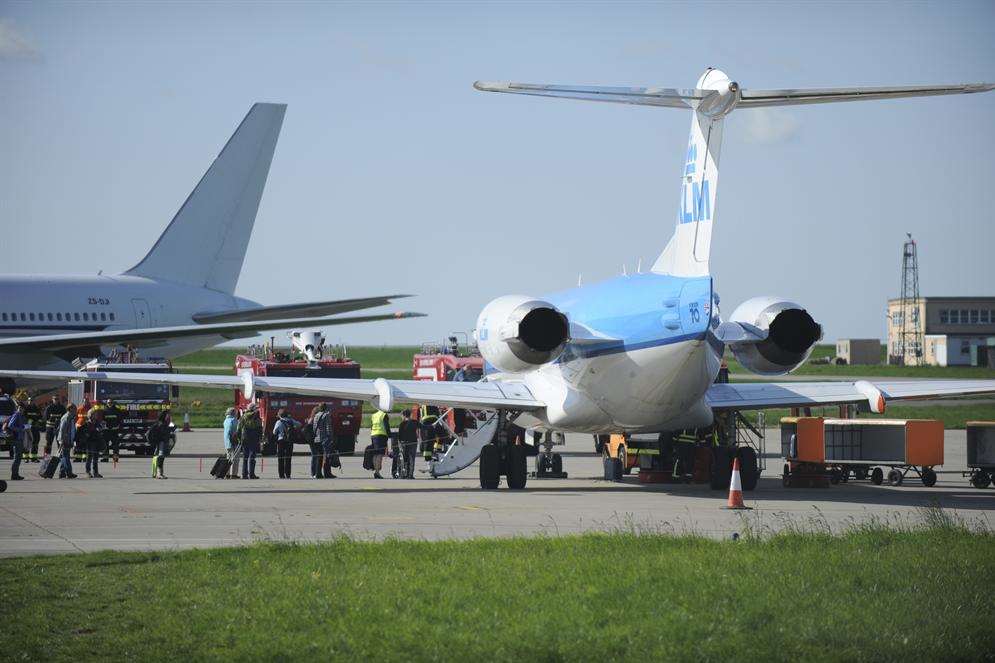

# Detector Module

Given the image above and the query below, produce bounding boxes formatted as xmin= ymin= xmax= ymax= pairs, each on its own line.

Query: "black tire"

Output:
xmin=551 ymin=453 xmax=563 ymax=476
xmin=507 ymin=445 xmax=528 ymax=490
xmin=921 ymin=467 xmax=937 ymax=488
xmin=782 ymin=463 xmax=790 ymax=488
xmin=887 ymin=469 xmax=904 ymax=487
xmin=737 ymin=447 xmax=759 ymax=491
xmin=479 ymin=444 xmax=500 ymax=489
xmin=0 ymin=479 xmax=6 ymax=492
xmin=854 ymin=466 xmax=868 ymax=481
xmin=871 ymin=467 xmax=884 ymax=485
xmin=970 ymin=470 xmax=991 ymax=489
xmin=710 ymin=447 xmax=731 ymax=490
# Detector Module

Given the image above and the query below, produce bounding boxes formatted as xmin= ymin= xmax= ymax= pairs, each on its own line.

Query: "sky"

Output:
xmin=2 ymin=1 xmax=994 ymax=347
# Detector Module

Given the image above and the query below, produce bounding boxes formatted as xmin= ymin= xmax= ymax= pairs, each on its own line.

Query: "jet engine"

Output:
xmin=725 ymin=297 xmax=823 ymax=376
xmin=475 ymin=295 xmax=569 ymax=373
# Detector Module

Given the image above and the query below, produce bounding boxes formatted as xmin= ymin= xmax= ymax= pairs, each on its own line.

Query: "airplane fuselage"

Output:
xmin=493 ymin=273 xmax=723 ymax=434
xmin=0 ymin=274 xmax=259 ymax=369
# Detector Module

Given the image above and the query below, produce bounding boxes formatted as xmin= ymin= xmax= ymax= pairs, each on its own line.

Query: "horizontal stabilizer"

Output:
xmin=739 ymin=83 xmax=995 ymax=108
xmin=0 ymin=311 xmax=424 ymax=353
xmin=473 ymin=81 xmax=709 ymax=108
xmin=193 ymin=295 xmax=412 ymax=324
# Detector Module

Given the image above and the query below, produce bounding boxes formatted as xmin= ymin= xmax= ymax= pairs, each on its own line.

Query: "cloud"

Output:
xmin=742 ymin=107 xmax=799 ymax=145
xmin=0 ymin=20 xmax=41 ymax=61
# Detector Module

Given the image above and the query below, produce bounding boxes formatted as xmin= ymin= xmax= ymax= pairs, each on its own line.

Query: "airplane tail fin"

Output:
xmin=124 ymin=103 xmax=286 ymax=294
xmin=475 ymin=72 xmax=993 ymax=278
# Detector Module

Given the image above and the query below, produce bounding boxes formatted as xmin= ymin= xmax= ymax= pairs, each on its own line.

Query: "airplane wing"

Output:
xmin=191 ymin=295 xmax=411 ymax=324
xmin=707 ymin=379 xmax=995 ymax=414
xmin=473 ymin=81 xmax=709 ymax=108
xmin=0 ymin=370 xmax=544 ymax=412
xmin=738 ymin=83 xmax=995 ymax=108
xmin=0 ymin=311 xmax=424 ymax=354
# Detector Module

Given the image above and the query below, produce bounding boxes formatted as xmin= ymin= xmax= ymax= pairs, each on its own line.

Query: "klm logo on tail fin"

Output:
xmin=678 ymin=140 xmax=710 ymax=224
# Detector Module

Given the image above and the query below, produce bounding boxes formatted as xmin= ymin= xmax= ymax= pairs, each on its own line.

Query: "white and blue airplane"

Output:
xmin=5 ymin=69 xmax=995 ymax=488
xmin=0 ymin=103 xmax=419 ymax=381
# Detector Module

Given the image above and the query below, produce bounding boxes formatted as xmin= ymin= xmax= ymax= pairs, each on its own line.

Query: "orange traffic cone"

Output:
xmin=723 ymin=457 xmax=752 ymax=510
xmin=181 ymin=412 xmax=192 ymax=432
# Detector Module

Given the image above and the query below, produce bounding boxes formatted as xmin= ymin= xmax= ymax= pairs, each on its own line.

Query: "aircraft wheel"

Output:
xmin=737 ymin=447 xmax=759 ymax=491
xmin=921 ymin=467 xmax=937 ymax=487
xmin=887 ymin=469 xmax=904 ymax=487
xmin=551 ymin=453 xmax=563 ymax=476
xmin=871 ymin=467 xmax=884 ymax=485
xmin=507 ymin=445 xmax=528 ymax=490
xmin=479 ymin=444 xmax=500 ymax=489
xmin=971 ymin=470 xmax=991 ymax=489
xmin=0 ymin=479 xmax=6 ymax=492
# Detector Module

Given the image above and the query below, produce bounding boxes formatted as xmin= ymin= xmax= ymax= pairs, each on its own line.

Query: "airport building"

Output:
xmin=835 ymin=339 xmax=881 ymax=365
xmin=887 ymin=297 xmax=995 ymax=367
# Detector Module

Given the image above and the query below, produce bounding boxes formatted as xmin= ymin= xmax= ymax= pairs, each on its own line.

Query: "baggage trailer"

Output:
xmin=780 ymin=417 xmax=943 ymax=488
xmin=965 ymin=421 xmax=995 ymax=488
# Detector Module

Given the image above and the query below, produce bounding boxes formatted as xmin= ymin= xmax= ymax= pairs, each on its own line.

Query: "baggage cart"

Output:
xmin=964 ymin=421 xmax=995 ymax=489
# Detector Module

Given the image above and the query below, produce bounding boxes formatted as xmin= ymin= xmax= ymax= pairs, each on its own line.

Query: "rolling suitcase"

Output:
xmin=210 ymin=455 xmax=231 ymax=479
xmin=362 ymin=444 xmax=375 ymax=471
xmin=39 ymin=455 xmax=59 ymax=479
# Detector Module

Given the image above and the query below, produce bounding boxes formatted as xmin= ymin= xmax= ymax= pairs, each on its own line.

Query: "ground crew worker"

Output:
xmin=79 ymin=410 xmax=104 ymax=478
xmin=44 ymin=395 xmax=66 ymax=456
xmin=74 ymin=396 xmax=91 ymax=462
xmin=56 ymin=404 xmax=78 ymax=479
xmin=101 ymin=399 xmax=122 ymax=462
xmin=23 ymin=396 xmax=42 ymax=462
xmin=148 ymin=411 xmax=172 ymax=480
xmin=369 ymin=409 xmax=390 ymax=479
xmin=396 ymin=409 xmax=419 ymax=479
xmin=236 ymin=405 xmax=262 ymax=479
xmin=420 ymin=412 xmax=439 ymax=461
xmin=273 ymin=408 xmax=299 ymax=479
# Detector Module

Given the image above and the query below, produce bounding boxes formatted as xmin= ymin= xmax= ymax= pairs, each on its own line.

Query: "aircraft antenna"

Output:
xmin=893 ymin=233 xmax=924 ymax=366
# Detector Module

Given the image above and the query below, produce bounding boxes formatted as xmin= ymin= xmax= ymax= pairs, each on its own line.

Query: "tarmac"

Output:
xmin=1 ymin=429 xmax=992 ymax=557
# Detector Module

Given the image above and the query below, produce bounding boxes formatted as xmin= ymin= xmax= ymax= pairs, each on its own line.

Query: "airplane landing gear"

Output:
xmin=533 ymin=431 xmax=568 ymax=479
xmin=478 ymin=412 xmax=529 ymax=490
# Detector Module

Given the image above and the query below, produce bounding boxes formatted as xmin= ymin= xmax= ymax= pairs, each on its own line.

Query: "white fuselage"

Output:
xmin=0 ymin=274 xmax=257 ymax=369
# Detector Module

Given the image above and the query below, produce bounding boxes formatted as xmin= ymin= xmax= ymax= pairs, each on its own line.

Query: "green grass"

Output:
xmin=173 ymin=345 xmax=419 ymax=370
xmin=2 ymin=519 xmax=992 ymax=661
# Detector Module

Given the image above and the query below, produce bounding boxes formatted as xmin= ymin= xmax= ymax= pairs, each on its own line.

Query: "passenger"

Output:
xmin=101 ymin=399 xmax=122 ymax=462
xmin=273 ymin=408 xmax=300 ymax=479
xmin=148 ymin=411 xmax=172 ymax=480
xmin=55 ymin=404 xmax=78 ymax=479
xmin=237 ymin=405 xmax=263 ymax=479
xmin=369 ymin=410 xmax=390 ymax=479
xmin=396 ymin=409 xmax=419 ymax=479
xmin=23 ymin=396 xmax=42 ymax=462
xmin=222 ymin=408 xmax=240 ymax=479
xmin=304 ymin=405 xmax=322 ymax=479
xmin=5 ymin=403 xmax=27 ymax=480
xmin=312 ymin=403 xmax=336 ymax=479
xmin=43 ymin=395 xmax=66 ymax=457
xmin=79 ymin=409 xmax=104 ymax=478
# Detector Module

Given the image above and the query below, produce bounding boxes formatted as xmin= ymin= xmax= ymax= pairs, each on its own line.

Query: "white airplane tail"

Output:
xmin=475 ymin=71 xmax=993 ymax=278
xmin=125 ymin=103 xmax=286 ymax=294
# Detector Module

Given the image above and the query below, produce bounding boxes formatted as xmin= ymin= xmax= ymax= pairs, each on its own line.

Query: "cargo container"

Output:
xmin=780 ymin=417 xmax=942 ymax=487
xmin=964 ymin=421 xmax=995 ymax=488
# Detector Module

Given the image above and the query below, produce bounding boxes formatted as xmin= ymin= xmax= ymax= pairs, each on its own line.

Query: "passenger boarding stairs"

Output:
xmin=427 ymin=410 xmax=502 ymax=477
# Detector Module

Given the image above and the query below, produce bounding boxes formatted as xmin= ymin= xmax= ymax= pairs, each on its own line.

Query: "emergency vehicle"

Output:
xmin=235 ymin=335 xmax=362 ymax=456
xmin=412 ymin=334 xmax=484 ymax=434
xmin=67 ymin=355 xmax=178 ymax=455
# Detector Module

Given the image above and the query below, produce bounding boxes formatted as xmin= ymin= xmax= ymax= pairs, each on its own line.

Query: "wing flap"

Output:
xmin=739 ymin=83 xmax=995 ymax=108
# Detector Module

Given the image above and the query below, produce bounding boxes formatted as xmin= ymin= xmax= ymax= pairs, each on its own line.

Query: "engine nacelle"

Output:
xmin=727 ymin=297 xmax=823 ymax=376
xmin=475 ymin=295 xmax=569 ymax=373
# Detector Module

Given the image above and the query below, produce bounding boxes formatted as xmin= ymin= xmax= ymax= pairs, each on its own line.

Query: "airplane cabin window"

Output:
xmin=110 ymin=312 xmax=116 ymax=321
xmin=74 ymin=313 xmax=80 ymax=322
xmin=47 ymin=313 xmax=53 ymax=321
xmin=57 ymin=313 xmax=62 ymax=321
xmin=1 ymin=313 xmax=6 ymax=322
xmin=100 ymin=312 xmax=106 ymax=321
xmin=29 ymin=313 xmax=35 ymax=321
xmin=20 ymin=313 xmax=26 ymax=321
xmin=83 ymin=313 xmax=89 ymax=321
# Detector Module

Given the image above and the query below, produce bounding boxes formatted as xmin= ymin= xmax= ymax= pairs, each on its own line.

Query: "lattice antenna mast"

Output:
xmin=897 ymin=233 xmax=924 ymax=366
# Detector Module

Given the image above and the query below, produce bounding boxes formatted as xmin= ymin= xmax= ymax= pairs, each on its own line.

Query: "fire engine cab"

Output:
xmin=67 ymin=354 xmax=178 ymax=455
xmin=235 ymin=332 xmax=362 ymax=456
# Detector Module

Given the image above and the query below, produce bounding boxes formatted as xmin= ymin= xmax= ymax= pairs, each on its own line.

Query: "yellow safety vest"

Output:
xmin=371 ymin=410 xmax=388 ymax=437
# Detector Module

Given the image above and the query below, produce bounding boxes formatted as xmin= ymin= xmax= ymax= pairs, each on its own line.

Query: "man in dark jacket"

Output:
xmin=23 ymin=396 xmax=42 ymax=462
xmin=43 ymin=396 xmax=66 ymax=457
xmin=148 ymin=411 xmax=172 ymax=479
xmin=80 ymin=410 xmax=104 ymax=478
xmin=273 ymin=409 xmax=299 ymax=479
xmin=101 ymin=399 xmax=122 ymax=462
xmin=312 ymin=403 xmax=336 ymax=479
xmin=396 ymin=409 xmax=420 ymax=479
xmin=237 ymin=405 xmax=263 ymax=479
xmin=5 ymin=404 xmax=27 ymax=480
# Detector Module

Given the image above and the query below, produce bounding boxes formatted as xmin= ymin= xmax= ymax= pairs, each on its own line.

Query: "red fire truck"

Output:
xmin=412 ymin=334 xmax=484 ymax=434
xmin=235 ymin=342 xmax=362 ymax=456
xmin=67 ymin=355 xmax=179 ymax=455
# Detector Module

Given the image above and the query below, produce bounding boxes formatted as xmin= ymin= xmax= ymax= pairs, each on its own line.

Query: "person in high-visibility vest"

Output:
xmin=369 ymin=409 xmax=391 ymax=479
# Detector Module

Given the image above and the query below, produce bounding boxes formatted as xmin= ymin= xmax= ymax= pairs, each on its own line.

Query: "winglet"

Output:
xmin=854 ymin=380 xmax=886 ymax=414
